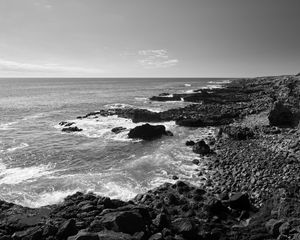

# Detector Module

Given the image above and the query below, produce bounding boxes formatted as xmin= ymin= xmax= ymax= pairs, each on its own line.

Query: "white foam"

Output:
xmin=0 ymin=121 xmax=18 ymax=130
xmin=6 ymin=143 xmax=29 ymax=153
xmin=104 ymin=103 xmax=134 ymax=109
xmin=184 ymin=84 xmax=192 ymax=87
xmin=0 ymin=163 xmax=56 ymax=185
xmin=15 ymin=189 xmax=81 ymax=208
xmin=208 ymin=80 xmax=231 ymax=84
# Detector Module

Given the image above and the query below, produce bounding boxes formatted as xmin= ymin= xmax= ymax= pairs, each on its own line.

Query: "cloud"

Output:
xmin=0 ymin=58 xmax=104 ymax=76
xmin=138 ymin=49 xmax=179 ymax=68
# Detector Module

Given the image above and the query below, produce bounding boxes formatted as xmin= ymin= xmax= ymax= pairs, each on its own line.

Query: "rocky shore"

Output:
xmin=1 ymin=74 xmax=300 ymax=240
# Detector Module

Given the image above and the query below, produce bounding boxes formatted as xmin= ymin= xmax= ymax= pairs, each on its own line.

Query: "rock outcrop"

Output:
xmin=128 ymin=124 xmax=172 ymax=140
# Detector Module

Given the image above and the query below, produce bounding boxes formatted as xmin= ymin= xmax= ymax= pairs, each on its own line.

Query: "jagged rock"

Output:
xmin=268 ymin=101 xmax=294 ymax=127
xmin=12 ymin=226 xmax=42 ymax=240
xmin=68 ymin=230 xmax=99 ymax=240
xmin=97 ymin=231 xmax=136 ymax=240
xmin=171 ymin=218 xmax=197 ymax=238
xmin=57 ymin=219 xmax=78 ymax=239
xmin=111 ymin=127 xmax=126 ymax=134
xmin=62 ymin=126 xmax=83 ymax=132
xmin=98 ymin=210 xmax=146 ymax=234
xmin=192 ymin=140 xmax=211 ymax=155
xmin=128 ymin=124 xmax=171 ymax=140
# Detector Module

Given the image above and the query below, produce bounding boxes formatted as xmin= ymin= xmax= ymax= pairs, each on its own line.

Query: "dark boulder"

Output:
xmin=268 ymin=101 xmax=294 ymax=127
xmin=192 ymin=140 xmax=211 ymax=155
xmin=171 ymin=218 xmax=197 ymax=239
xmin=229 ymin=193 xmax=251 ymax=211
xmin=98 ymin=210 xmax=146 ymax=235
xmin=185 ymin=140 xmax=195 ymax=146
xmin=111 ymin=127 xmax=126 ymax=134
xmin=176 ymin=118 xmax=204 ymax=127
xmin=130 ymin=109 xmax=161 ymax=123
xmin=128 ymin=124 xmax=171 ymax=140
xmin=62 ymin=126 xmax=83 ymax=133
xmin=222 ymin=126 xmax=255 ymax=140
xmin=57 ymin=219 xmax=78 ymax=239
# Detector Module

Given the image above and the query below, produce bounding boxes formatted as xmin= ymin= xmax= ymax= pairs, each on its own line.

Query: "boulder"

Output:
xmin=229 ymin=193 xmax=251 ymax=211
xmin=128 ymin=124 xmax=171 ymax=140
xmin=68 ymin=230 xmax=99 ymax=240
xmin=222 ymin=126 xmax=255 ymax=140
xmin=192 ymin=140 xmax=211 ymax=155
xmin=111 ymin=127 xmax=126 ymax=134
xmin=98 ymin=210 xmax=146 ymax=234
xmin=12 ymin=226 xmax=42 ymax=240
xmin=97 ymin=231 xmax=135 ymax=240
xmin=62 ymin=126 xmax=83 ymax=133
xmin=57 ymin=219 xmax=78 ymax=239
xmin=268 ymin=101 xmax=294 ymax=127
xmin=265 ymin=219 xmax=285 ymax=237
xmin=185 ymin=140 xmax=195 ymax=146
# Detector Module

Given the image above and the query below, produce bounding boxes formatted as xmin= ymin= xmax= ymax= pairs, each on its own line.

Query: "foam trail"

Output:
xmin=6 ymin=143 xmax=29 ymax=152
xmin=0 ymin=121 xmax=18 ymax=130
xmin=0 ymin=163 xmax=56 ymax=185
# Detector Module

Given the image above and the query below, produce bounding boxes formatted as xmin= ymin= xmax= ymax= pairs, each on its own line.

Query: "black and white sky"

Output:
xmin=0 ymin=0 xmax=299 ymax=77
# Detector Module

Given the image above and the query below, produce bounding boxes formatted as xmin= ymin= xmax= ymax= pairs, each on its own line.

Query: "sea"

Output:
xmin=0 ymin=78 xmax=229 ymax=208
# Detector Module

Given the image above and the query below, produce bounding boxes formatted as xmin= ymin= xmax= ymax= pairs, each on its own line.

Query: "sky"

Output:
xmin=0 ymin=0 xmax=299 ymax=77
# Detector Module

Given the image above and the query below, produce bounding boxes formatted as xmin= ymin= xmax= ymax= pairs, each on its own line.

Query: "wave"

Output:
xmin=14 ymin=189 xmax=81 ymax=208
xmin=0 ymin=121 xmax=18 ymax=130
xmin=208 ymin=80 xmax=231 ymax=84
xmin=184 ymin=84 xmax=192 ymax=87
xmin=0 ymin=163 xmax=56 ymax=185
xmin=58 ymin=115 xmax=176 ymax=141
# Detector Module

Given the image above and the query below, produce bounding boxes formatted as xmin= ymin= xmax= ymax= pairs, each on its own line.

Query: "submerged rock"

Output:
xmin=62 ymin=126 xmax=83 ymax=133
xmin=111 ymin=127 xmax=126 ymax=134
xmin=128 ymin=124 xmax=172 ymax=140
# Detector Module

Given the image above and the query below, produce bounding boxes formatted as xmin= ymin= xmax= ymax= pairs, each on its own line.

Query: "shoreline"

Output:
xmin=0 ymin=74 xmax=299 ymax=240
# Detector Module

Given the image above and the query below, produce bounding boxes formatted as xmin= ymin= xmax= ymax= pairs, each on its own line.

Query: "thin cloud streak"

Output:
xmin=0 ymin=58 xmax=104 ymax=75
xmin=138 ymin=49 xmax=179 ymax=69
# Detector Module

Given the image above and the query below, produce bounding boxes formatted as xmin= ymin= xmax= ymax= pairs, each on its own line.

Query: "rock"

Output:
xmin=172 ymin=175 xmax=179 ymax=180
xmin=171 ymin=218 xmax=196 ymax=238
xmin=68 ymin=230 xmax=99 ymax=240
xmin=268 ymin=101 xmax=294 ymax=127
xmin=149 ymin=233 xmax=163 ymax=240
xmin=185 ymin=140 xmax=195 ymax=146
xmin=97 ymin=231 xmax=135 ymax=240
xmin=130 ymin=109 xmax=161 ymax=123
xmin=57 ymin=219 xmax=78 ymax=239
xmin=12 ymin=226 xmax=42 ymax=240
xmin=62 ymin=126 xmax=83 ymax=132
xmin=111 ymin=127 xmax=126 ymax=134
xmin=176 ymin=118 xmax=204 ymax=127
xmin=192 ymin=140 xmax=211 ymax=155
xmin=265 ymin=219 xmax=285 ymax=237
xmin=229 ymin=193 xmax=251 ymax=211
xmin=192 ymin=159 xmax=200 ymax=165
xmin=222 ymin=126 xmax=255 ymax=140
xmin=98 ymin=210 xmax=146 ymax=234
xmin=128 ymin=124 xmax=170 ymax=140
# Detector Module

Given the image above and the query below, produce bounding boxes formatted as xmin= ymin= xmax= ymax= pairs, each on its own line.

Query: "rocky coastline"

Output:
xmin=1 ymin=74 xmax=300 ymax=240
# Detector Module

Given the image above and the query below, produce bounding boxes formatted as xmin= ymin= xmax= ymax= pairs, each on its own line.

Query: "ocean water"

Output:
xmin=0 ymin=78 xmax=228 ymax=208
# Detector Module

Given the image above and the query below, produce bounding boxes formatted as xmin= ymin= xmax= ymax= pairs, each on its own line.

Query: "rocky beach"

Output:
xmin=1 ymin=74 xmax=300 ymax=240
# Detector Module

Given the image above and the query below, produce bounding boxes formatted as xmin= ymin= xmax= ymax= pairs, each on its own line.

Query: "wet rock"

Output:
xmin=57 ymin=219 xmax=78 ymax=239
xmin=192 ymin=140 xmax=211 ymax=155
xmin=171 ymin=218 xmax=197 ymax=238
xmin=12 ymin=226 xmax=42 ymax=240
xmin=128 ymin=124 xmax=171 ymax=140
xmin=111 ymin=127 xmax=126 ymax=134
xmin=62 ymin=126 xmax=83 ymax=132
xmin=98 ymin=210 xmax=146 ymax=234
xmin=268 ymin=101 xmax=294 ymax=127
xmin=97 ymin=231 xmax=135 ymax=240
xmin=192 ymin=159 xmax=200 ymax=165
xmin=67 ymin=230 xmax=99 ymax=240
xmin=185 ymin=140 xmax=195 ymax=146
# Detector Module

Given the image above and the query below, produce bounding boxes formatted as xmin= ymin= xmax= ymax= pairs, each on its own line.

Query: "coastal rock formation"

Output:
xmin=128 ymin=124 xmax=172 ymax=140
xmin=268 ymin=101 xmax=294 ymax=127
xmin=111 ymin=127 xmax=126 ymax=134
xmin=62 ymin=126 xmax=83 ymax=132
xmin=221 ymin=126 xmax=255 ymax=140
